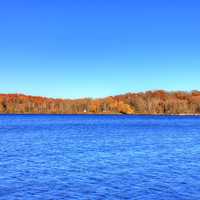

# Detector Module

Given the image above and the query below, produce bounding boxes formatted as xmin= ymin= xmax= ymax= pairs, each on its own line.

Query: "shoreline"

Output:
xmin=0 ymin=113 xmax=200 ymax=116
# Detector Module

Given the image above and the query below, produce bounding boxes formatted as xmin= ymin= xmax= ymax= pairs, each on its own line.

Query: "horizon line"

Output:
xmin=0 ymin=89 xmax=200 ymax=100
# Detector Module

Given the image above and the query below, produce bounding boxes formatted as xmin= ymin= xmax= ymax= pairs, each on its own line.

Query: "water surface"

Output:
xmin=0 ymin=115 xmax=200 ymax=200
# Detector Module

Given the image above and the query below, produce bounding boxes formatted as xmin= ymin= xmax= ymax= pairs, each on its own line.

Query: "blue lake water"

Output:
xmin=0 ymin=114 xmax=200 ymax=200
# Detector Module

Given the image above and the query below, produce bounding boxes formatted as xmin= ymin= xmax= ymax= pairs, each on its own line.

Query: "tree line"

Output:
xmin=0 ymin=90 xmax=200 ymax=114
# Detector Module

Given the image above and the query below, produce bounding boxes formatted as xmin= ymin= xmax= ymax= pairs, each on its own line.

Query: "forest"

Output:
xmin=0 ymin=90 xmax=200 ymax=114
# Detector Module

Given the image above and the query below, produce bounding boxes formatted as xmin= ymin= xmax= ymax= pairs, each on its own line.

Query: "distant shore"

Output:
xmin=1 ymin=91 xmax=200 ymax=115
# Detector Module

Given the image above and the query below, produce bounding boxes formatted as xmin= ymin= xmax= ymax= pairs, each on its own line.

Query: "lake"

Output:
xmin=0 ymin=114 xmax=200 ymax=200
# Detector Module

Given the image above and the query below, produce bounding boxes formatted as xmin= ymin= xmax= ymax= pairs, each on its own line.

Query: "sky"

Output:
xmin=0 ymin=0 xmax=200 ymax=98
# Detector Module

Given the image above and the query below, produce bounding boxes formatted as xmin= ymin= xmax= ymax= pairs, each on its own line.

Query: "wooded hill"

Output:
xmin=1 ymin=90 xmax=200 ymax=114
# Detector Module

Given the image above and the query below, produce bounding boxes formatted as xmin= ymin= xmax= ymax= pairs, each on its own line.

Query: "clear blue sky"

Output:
xmin=0 ymin=0 xmax=200 ymax=98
